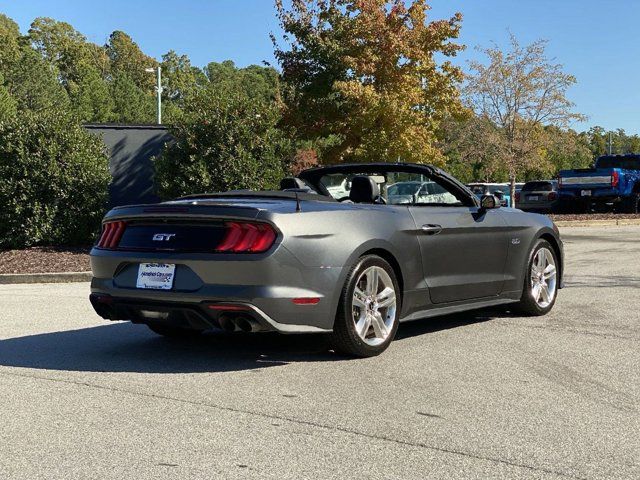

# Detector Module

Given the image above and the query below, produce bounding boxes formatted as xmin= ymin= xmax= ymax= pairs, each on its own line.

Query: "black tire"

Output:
xmin=514 ymin=239 xmax=559 ymax=316
xmin=622 ymin=193 xmax=640 ymax=214
xmin=146 ymin=322 xmax=204 ymax=339
xmin=556 ymin=198 xmax=574 ymax=214
xmin=330 ymin=255 xmax=401 ymax=357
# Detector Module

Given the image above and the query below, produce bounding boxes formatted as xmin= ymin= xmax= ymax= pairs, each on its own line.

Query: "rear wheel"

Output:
xmin=330 ymin=255 xmax=400 ymax=357
xmin=622 ymin=193 xmax=640 ymax=214
xmin=514 ymin=240 xmax=559 ymax=316
xmin=146 ymin=322 xmax=204 ymax=339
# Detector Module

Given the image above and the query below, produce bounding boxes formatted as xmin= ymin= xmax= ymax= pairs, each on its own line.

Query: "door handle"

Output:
xmin=421 ymin=224 xmax=442 ymax=235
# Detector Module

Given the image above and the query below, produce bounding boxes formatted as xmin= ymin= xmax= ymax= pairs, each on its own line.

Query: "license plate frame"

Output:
xmin=136 ymin=263 xmax=176 ymax=290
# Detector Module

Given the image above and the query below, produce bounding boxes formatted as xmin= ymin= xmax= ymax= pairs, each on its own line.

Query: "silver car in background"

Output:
xmin=387 ymin=181 xmax=458 ymax=205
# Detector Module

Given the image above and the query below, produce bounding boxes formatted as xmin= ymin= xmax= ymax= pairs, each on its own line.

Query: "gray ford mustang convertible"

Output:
xmin=90 ymin=163 xmax=563 ymax=357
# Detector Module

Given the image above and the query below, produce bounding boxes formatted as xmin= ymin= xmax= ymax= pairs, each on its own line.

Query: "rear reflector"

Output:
xmin=216 ymin=222 xmax=277 ymax=253
xmin=292 ymin=297 xmax=321 ymax=305
xmin=97 ymin=221 xmax=126 ymax=249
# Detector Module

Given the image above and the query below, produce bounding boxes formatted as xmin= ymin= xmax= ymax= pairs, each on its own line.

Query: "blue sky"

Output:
xmin=1 ymin=0 xmax=639 ymax=134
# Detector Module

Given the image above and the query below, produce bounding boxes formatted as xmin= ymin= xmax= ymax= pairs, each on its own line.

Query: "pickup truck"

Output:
xmin=558 ymin=154 xmax=640 ymax=213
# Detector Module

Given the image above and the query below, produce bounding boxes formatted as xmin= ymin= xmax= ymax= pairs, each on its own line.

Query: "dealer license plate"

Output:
xmin=581 ymin=190 xmax=592 ymax=197
xmin=136 ymin=263 xmax=176 ymax=290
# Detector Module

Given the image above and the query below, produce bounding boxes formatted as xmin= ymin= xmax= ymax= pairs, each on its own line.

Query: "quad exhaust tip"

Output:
xmin=217 ymin=313 xmax=266 ymax=333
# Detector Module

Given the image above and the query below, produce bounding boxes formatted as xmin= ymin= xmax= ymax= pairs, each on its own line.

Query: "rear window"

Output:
xmin=523 ymin=182 xmax=553 ymax=192
xmin=596 ymin=156 xmax=640 ymax=170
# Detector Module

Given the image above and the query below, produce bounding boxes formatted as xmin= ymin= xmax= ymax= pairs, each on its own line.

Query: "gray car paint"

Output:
xmin=90 ymin=163 xmax=563 ymax=333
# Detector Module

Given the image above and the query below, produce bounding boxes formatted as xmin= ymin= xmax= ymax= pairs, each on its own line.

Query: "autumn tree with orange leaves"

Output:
xmin=274 ymin=0 xmax=466 ymax=165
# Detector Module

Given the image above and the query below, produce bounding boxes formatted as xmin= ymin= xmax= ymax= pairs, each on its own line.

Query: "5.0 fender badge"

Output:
xmin=511 ymin=238 xmax=521 ymax=245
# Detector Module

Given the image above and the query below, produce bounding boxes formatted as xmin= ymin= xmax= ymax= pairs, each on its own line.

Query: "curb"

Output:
xmin=0 ymin=271 xmax=92 ymax=285
xmin=554 ymin=219 xmax=640 ymax=227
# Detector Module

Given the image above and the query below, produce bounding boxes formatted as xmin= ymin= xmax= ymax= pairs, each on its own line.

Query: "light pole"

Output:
xmin=145 ymin=67 xmax=162 ymax=124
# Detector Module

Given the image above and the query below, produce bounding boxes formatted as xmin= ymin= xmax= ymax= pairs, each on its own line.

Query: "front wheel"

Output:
xmin=514 ymin=240 xmax=559 ymax=316
xmin=330 ymin=255 xmax=401 ymax=357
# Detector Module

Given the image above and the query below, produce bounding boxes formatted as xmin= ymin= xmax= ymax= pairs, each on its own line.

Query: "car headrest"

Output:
xmin=349 ymin=176 xmax=380 ymax=203
xmin=280 ymin=177 xmax=307 ymax=190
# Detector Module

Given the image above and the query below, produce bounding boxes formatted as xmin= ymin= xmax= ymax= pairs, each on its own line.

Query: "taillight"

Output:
xmin=611 ymin=170 xmax=619 ymax=188
xmin=216 ymin=222 xmax=276 ymax=253
xmin=548 ymin=191 xmax=557 ymax=201
xmin=515 ymin=192 xmax=520 ymax=202
xmin=97 ymin=221 xmax=126 ymax=249
xmin=558 ymin=176 xmax=563 ymax=188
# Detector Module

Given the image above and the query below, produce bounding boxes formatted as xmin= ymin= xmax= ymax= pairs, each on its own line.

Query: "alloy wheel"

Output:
xmin=530 ymin=247 xmax=557 ymax=308
xmin=351 ymin=266 xmax=397 ymax=346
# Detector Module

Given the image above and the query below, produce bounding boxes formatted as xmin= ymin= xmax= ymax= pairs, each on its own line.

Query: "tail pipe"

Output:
xmin=216 ymin=313 xmax=267 ymax=333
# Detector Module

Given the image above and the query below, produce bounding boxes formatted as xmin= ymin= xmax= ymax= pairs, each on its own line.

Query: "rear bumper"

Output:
xmin=90 ymin=293 xmax=331 ymax=333
xmin=558 ymin=188 xmax=621 ymax=203
xmin=89 ymin=246 xmax=343 ymax=333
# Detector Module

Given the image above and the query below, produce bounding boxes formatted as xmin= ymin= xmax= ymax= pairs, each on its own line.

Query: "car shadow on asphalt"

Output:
xmin=0 ymin=311 xmax=500 ymax=374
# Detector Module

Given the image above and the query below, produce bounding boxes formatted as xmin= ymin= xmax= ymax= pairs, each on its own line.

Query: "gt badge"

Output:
xmin=152 ymin=233 xmax=176 ymax=241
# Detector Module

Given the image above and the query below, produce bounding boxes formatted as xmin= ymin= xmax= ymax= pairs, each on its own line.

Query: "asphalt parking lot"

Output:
xmin=0 ymin=226 xmax=638 ymax=480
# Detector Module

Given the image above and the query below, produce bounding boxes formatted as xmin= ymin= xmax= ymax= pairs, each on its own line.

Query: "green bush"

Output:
xmin=155 ymin=88 xmax=291 ymax=199
xmin=0 ymin=111 xmax=110 ymax=248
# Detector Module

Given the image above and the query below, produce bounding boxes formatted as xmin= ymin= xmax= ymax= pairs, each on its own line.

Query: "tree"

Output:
xmin=274 ymin=0 xmax=465 ymax=164
xmin=110 ymin=72 xmax=155 ymax=123
xmin=441 ymin=114 xmax=507 ymax=183
xmin=155 ymin=88 xmax=291 ymax=198
xmin=0 ymin=14 xmax=71 ymax=114
xmin=0 ymin=73 xmax=17 ymax=122
xmin=465 ymin=34 xmax=586 ymax=204
xmin=106 ymin=31 xmax=157 ymax=90
xmin=160 ymin=50 xmax=208 ymax=122
xmin=534 ymin=126 xmax=592 ymax=178
xmin=580 ymin=126 xmax=640 ymax=159
xmin=0 ymin=14 xmax=21 ymax=69
xmin=0 ymin=110 xmax=110 ymax=248
xmin=28 ymin=17 xmax=114 ymax=122
xmin=204 ymin=60 xmax=280 ymax=103
xmin=67 ymin=64 xmax=115 ymax=122
xmin=3 ymin=46 xmax=70 ymax=113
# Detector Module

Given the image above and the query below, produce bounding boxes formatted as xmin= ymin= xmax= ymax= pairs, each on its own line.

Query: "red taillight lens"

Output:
xmin=611 ymin=170 xmax=619 ymax=187
xmin=216 ymin=222 xmax=276 ymax=253
xmin=515 ymin=192 xmax=520 ymax=202
xmin=548 ymin=191 xmax=557 ymax=201
xmin=97 ymin=221 xmax=126 ymax=249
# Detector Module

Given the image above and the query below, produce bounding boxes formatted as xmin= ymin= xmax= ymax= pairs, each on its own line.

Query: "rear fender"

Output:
xmin=327 ymin=239 xmax=408 ymax=327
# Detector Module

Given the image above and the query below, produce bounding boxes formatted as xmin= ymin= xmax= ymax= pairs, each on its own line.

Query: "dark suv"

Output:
xmin=516 ymin=181 xmax=559 ymax=212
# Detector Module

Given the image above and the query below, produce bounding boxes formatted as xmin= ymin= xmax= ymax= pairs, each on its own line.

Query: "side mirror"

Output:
xmin=480 ymin=194 xmax=501 ymax=210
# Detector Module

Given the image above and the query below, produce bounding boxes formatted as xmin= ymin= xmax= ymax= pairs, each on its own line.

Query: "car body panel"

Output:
xmin=407 ymin=206 xmax=509 ymax=303
xmin=90 ymin=163 xmax=563 ymax=334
